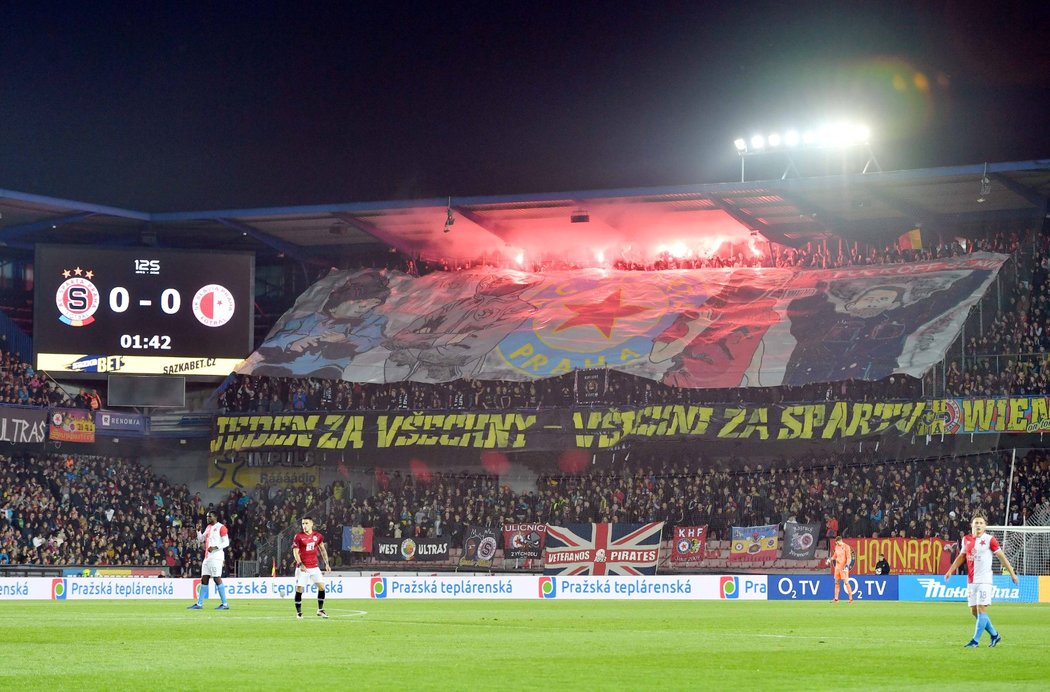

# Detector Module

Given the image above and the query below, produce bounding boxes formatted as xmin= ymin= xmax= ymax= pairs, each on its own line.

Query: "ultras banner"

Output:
xmin=374 ymin=537 xmax=450 ymax=562
xmin=213 ymin=396 xmax=1050 ymax=452
xmin=235 ymin=254 xmax=1005 ymax=388
xmin=0 ymin=406 xmax=48 ymax=445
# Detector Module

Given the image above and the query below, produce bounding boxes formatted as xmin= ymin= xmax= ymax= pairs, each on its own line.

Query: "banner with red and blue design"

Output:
xmin=544 ymin=522 xmax=664 ymax=575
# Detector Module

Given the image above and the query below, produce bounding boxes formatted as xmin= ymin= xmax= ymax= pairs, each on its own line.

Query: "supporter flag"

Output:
xmin=49 ymin=407 xmax=95 ymax=443
xmin=342 ymin=526 xmax=374 ymax=552
xmin=458 ymin=526 xmax=499 ymax=568
xmin=670 ymin=525 xmax=708 ymax=563
xmin=781 ymin=522 xmax=820 ymax=560
xmin=729 ymin=524 xmax=778 ymax=561
xmin=503 ymin=523 xmax=546 ymax=559
xmin=897 ymin=227 xmax=923 ymax=251
xmin=574 ymin=368 xmax=608 ymax=404
xmin=544 ymin=522 xmax=664 ymax=575
xmin=271 ymin=557 xmax=276 ymax=577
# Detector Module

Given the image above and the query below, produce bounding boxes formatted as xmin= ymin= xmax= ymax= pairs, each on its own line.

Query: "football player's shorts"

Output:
xmin=295 ymin=565 xmax=324 ymax=588
xmin=201 ymin=554 xmax=224 ymax=578
xmin=968 ymin=582 xmax=993 ymax=607
xmin=833 ymin=567 xmax=850 ymax=581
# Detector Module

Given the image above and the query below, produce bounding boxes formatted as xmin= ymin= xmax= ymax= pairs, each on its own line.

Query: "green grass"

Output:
xmin=0 ymin=600 xmax=1047 ymax=690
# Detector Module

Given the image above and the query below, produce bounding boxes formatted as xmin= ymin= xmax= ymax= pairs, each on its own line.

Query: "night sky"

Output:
xmin=2 ymin=2 xmax=1048 ymax=211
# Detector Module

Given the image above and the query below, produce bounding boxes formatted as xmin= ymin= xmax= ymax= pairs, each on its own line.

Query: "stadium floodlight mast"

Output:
xmin=733 ymin=121 xmax=880 ymax=182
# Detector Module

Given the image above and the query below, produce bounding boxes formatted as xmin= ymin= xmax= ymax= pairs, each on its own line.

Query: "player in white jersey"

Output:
xmin=944 ymin=511 xmax=1018 ymax=648
xmin=187 ymin=511 xmax=231 ymax=610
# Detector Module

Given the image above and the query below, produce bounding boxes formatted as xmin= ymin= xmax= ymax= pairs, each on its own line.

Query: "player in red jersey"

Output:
xmin=944 ymin=511 xmax=1018 ymax=648
xmin=292 ymin=516 xmax=332 ymax=619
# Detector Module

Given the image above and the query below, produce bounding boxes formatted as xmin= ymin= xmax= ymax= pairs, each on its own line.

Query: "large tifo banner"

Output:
xmin=544 ymin=522 xmax=664 ymax=576
xmin=236 ymin=253 xmax=1005 ymax=388
xmin=210 ymin=396 xmax=1050 ymax=453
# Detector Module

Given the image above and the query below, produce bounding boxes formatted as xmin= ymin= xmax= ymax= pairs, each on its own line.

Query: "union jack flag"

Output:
xmin=544 ymin=522 xmax=664 ymax=575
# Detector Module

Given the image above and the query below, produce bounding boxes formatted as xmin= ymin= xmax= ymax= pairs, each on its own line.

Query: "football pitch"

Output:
xmin=1 ymin=600 xmax=1047 ymax=690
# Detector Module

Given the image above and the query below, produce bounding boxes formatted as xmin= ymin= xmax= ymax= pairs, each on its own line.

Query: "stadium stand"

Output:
xmin=1 ymin=224 xmax=1047 ymax=576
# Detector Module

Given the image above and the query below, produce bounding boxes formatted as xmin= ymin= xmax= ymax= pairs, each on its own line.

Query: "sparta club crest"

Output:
xmin=56 ymin=277 xmax=101 ymax=327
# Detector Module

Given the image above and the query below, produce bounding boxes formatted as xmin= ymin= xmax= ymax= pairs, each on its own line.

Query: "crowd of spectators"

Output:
xmin=0 ymin=453 xmax=253 ymax=574
xmin=308 ymin=449 xmax=1050 ymax=550
xmin=0 ymin=348 xmax=69 ymax=408
xmin=943 ymin=234 xmax=1050 ymax=397
xmin=2 ymin=446 xmax=1047 ymax=571
xmin=391 ymin=231 xmax=1020 ymax=275
xmin=218 ymin=369 xmax=928 ymax=417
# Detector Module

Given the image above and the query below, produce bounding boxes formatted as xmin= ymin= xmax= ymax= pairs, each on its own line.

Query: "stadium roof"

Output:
xmin=0 ymin=159 xmax=1047 ymax=267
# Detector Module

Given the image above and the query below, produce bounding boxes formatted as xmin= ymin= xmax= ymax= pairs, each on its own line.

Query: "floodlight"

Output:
xmin=733 ymin=118 xmax=879 ymax=181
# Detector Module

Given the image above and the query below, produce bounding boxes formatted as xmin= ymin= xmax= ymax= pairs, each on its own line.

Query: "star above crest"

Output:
xmin=554 ymin=288 xmax=647 ymax=338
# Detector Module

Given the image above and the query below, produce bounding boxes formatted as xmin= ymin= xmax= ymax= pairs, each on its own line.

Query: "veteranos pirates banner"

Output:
xmin=235 ymin=254 xmax=1005 ymax=388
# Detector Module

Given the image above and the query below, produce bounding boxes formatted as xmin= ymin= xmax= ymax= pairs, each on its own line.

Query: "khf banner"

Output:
xmin=670 ymin=525 xmax=708 ymax=563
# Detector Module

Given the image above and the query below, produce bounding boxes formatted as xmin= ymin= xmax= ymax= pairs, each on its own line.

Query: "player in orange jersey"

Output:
xmin=826 ymin=536 xmax=854 ymax=603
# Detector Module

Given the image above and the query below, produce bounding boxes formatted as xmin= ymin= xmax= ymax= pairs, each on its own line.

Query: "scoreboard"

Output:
xmin=34 ymin=245 xmax=254 ymax=377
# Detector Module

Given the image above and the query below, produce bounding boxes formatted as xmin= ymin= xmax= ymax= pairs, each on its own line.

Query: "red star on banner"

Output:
xmin=554 ymin=288 xmax=647 ymax=338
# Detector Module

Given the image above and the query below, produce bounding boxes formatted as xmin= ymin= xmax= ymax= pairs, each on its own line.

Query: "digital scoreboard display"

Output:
xmin=34 ymin=245 xmax=254 ymax=377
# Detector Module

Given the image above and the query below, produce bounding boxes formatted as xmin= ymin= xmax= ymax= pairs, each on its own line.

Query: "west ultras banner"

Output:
xmin=210 ymin=396 xmax=1050 ymax=452
xmin=237 ymin=253 xmax=1005 ymax=387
